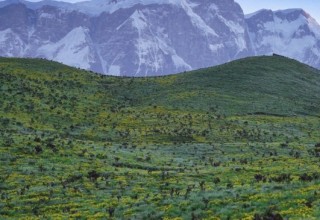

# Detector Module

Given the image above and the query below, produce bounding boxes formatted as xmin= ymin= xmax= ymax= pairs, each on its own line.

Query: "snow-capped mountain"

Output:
xmin=0 ymin=0 xmax=319 ymax=76
xmin=246 ymin=9 xmax=320 ymax=69
xmin=0 ymin=0 xmax=253 ymax=76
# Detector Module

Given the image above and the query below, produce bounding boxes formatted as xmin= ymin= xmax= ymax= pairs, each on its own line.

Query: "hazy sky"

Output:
xmin=2 ymin=0 xmax=319 ymax=23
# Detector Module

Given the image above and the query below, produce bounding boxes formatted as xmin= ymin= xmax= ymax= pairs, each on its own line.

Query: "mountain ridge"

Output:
xmin=246 ymin=7 xmax=320 ymax=69
xmin=0 ymin=0 xmax=319 ymax=76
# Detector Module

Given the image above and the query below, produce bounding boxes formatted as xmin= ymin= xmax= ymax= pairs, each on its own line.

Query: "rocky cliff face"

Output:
xmin=246 ymin=9 xmax=320 ymax=69
xmin=0 ymin=0 xmax=319 ymax=76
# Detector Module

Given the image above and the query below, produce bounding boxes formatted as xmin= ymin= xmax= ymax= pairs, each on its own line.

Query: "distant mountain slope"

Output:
xmin=0 ymin=0 xmax=253 ymax=76
xmin=246 ymin=9 xmax=320 ymax=69
xmin=0 ymin=0 xmax=319 ymax=76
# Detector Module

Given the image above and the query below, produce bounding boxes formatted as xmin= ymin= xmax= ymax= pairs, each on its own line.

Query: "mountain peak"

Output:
xmin=0 ymin=0 xmax=319 ymax=76
xmin=246 ymin=7 xmax=320 ymax=70
xmin=275 ymin=8 xmax=305 ymax=14
xmin=63 ymin=0 xmax=184 ymax=15
xmin=245 ymin=9 xmax=272 ymax=19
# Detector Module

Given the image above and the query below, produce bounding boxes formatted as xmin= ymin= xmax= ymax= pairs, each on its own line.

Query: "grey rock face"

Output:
xmin=0 ymin=0 xmax=252 ymax=76
xmin=246 ymin=9 xmax=320 ymax=69
xmin=0 ymin=0 xmax=319 ymax=76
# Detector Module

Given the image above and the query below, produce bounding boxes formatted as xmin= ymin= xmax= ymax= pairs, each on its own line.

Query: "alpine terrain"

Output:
xmin=0 ymin=0 xmax=319 ymax=76
xmin=246 ymin=9 xmax=320 ymax=70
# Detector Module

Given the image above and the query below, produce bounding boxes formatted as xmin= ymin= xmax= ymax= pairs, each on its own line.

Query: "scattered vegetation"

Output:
xmin=1 ymin=56 xmax=320 ymax=219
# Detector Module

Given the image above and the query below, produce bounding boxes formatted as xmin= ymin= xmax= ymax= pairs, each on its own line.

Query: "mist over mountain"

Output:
xmin=0 ymin=0 xmax=319 ymax=76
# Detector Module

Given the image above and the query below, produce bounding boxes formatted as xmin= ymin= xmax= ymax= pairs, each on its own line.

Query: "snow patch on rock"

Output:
xmin=37 ymin=26 xmax=95 ymax=69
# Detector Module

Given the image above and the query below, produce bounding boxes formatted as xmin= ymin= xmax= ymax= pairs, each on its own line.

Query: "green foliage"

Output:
xmin=0 ymin=56 xmax=320 ymax=219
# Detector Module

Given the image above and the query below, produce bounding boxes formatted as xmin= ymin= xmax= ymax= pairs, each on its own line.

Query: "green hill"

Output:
xmin=1 ymin=56 xmax=320 ymax=219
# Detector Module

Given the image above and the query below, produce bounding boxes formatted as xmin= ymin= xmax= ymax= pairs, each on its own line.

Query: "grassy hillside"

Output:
xmin=1 ymin=56 xmax=320 ymax=219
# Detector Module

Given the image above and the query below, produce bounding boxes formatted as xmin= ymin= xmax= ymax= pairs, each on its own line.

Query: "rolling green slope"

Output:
xmin=1 ymin=55 xmax=320 ymax=143
xmin=1 ymin=56 xmax=320 ymax=219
